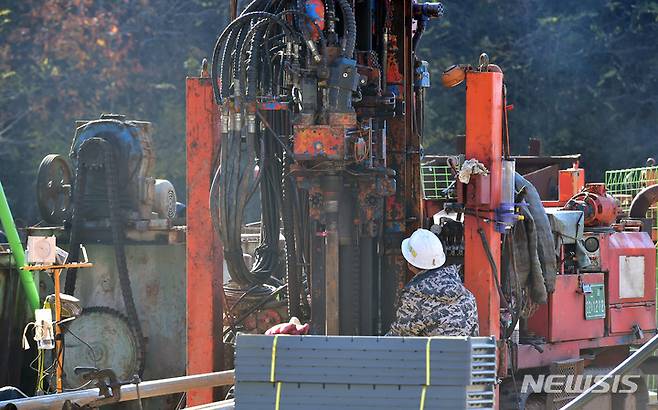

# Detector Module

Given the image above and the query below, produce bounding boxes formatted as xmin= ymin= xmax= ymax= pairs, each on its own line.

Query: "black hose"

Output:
xmin=221 ymin=0 xmax=266 ymax=99
xmin=222 ymin=283 xmax=288 ymax=336
xmin=211 ymin=11 xmax=296 ymax=104
xmin=335 ymin=0 xmax=357 ymax=57
xmin=210 ymin=0 xmax=316 ymax=294
xmin=240 ymin=19 xmax=271 ymax=100
xmin=412 ymin=19 xmax=426 ymax=51
xmin=477 ymin=227 xmax=510 ymax=312
xmin=282 ymin=161 xmax=301 ymax=318
xmin=278 ymin=9 xmax=328 ymax=53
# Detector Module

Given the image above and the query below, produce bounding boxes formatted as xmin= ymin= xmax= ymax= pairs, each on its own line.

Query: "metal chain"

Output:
xmin=64 ymin=143 xmax=90 ymax=295
xmin=101 ymin=139 xmax=146 ymax=376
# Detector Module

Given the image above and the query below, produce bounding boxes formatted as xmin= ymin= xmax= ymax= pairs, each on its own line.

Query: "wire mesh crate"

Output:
xmin=605 ymin=166 xmax=658 ymax=238
xmin=421 ymin=165 xmax=455 ymax=200
xmin=605 ymin=166 xmax=658 ymax=209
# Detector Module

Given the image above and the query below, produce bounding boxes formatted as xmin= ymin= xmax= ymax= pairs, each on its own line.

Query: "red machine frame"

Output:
xmin=458 ymin=66 xmax=657 ymax=386
xmin=184 ymin=1 xmax=657 ymax=408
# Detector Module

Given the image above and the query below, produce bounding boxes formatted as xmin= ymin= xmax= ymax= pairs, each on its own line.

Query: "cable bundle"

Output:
xmin=209 ymin=0 xmax=356 ymax=297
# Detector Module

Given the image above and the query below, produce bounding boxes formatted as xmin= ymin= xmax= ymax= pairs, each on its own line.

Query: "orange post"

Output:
xmin=463 ymin=71 xmax=503 ymax=338
xmin=186 ymin=74 xmax=224 ymax=405
xmin=54 ymin=268 xmax=63 ymax=393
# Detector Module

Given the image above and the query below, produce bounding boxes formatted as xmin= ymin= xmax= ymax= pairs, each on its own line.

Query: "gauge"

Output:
xmin=584 ymin=236 xmax=600 ymax=253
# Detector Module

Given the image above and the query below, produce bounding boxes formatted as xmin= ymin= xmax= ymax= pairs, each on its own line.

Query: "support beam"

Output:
xmin=463 ymin=71 xmax=503 ymax=338
xmin=186 ymin=74 xmax=224 ymax=405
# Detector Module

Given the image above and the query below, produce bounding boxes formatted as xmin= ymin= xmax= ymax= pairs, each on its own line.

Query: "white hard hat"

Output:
xmin=401 ymin=228 xmax=446 ymax=270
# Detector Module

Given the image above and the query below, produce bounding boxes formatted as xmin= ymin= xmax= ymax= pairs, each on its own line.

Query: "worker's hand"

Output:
xmin=265 ymin=317 xmax=309 ymax=335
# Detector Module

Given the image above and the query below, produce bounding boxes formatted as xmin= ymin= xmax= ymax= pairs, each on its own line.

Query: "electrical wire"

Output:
xmin=63 ymin=326 xmax=100 ymax=363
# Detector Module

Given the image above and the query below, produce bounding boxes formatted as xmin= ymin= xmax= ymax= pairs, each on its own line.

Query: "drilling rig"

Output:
xmin=207 ymin=0 xmax=443 ymax=338
xmin=5 ymin=1 xmax=652 ymax=409
xmin=186 ymin=1 xmax=658 ymax=408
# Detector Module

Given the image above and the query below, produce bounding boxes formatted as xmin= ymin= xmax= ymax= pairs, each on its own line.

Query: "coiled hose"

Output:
xmin=209 ymin=0 xmax=354 ymax=290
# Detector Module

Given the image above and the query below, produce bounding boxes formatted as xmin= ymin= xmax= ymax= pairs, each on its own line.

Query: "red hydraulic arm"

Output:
xmin=185 ymin=69 xmax=224 ymax=405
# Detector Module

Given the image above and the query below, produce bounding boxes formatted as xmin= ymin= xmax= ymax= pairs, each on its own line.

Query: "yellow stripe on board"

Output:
xmin=419 ymin=385 xmax=427 ymax=410
xmin=270 ymin=335 xmax=279 ymax=382
xmin=274 ymin=381 xmax=282 ymax=410
xmin=425 ymin=337 xmax=432 ymax=385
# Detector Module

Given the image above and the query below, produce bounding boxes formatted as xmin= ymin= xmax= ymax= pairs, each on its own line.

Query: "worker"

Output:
xmin=387 ymin=228 xmax=479 ymax=337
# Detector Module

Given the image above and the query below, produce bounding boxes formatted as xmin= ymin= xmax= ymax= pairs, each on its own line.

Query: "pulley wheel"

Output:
xmin=36 ymin=154 xmax=72 ymax=224
xmin=62 ymin=306 xmax=144 ymax=388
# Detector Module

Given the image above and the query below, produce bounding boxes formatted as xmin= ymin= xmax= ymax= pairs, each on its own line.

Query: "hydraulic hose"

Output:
xmin=477 ymin=227 xmax=510 ymax=312
xmin=412 ymin=19 xmax=425 ymax=51
xmin=211 ymin=11 xmax=296 ymax=104
xmin=210 ymin=0 xmax=323 ymax=292
xmin=335 ymin=0 xmax=357 ymax=57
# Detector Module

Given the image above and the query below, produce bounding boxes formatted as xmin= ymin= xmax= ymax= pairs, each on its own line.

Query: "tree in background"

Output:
xmin=418 ymin=0 xmax=658 ymax=178
xmin=1 ymin=0 xmax=657 ymax=222
xmin=0 ymin=0 xmax=229 ymax=221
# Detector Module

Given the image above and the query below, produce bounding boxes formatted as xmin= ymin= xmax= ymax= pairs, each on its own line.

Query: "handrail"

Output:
xmin=0 ymin=370 xmax=235 ymax=410
xmin=561 ymin=333 xmax=658 ymax=409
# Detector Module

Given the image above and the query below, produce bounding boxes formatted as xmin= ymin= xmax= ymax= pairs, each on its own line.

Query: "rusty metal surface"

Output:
xmin=293 ymin=125 xmax=345 ymax=160
xmin=186 ymin=76 xmax=224 ymax=405
xmin=325 ymin=218 xmax=340 ymax=335
xmin=380 ymin=0 xmax=420 ymax=330
xmin=68 ymin=243 xmax=186 ymax=409
xmin=558 ymin=168 xmax=586 ymax=204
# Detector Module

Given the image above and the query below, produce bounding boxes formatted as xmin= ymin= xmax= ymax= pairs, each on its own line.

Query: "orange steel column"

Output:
xmin=186 ymin=74 xmax=223 ymax=405
xmin=463 ymin=71 xmax=503 ymax=338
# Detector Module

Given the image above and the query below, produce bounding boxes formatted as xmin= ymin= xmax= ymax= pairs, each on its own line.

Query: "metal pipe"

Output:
xmin=561 ymin=333 xmax=658 ymax=409
xmin=0 ymin=370 xmax=235 ymax=410
xmin=0 ymin=181 xmax=40 ymax=312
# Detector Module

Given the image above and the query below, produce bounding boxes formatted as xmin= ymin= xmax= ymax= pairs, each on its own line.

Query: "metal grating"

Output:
xmin=605 ymin=166 xmax=658 ymax=238
xmin=604 ymin=166 xmax=658 ymax=207
xmin=235 ymin=334 xmax=497 ymax=410
xmin=547 ymin=358 xmax=584 ymax=408
xmin=421 ymin=165 xmax=455 ymax=200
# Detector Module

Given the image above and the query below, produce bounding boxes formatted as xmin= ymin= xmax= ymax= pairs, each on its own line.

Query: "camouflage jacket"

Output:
xmin=387 ymin=264 xmax=479 ymax=337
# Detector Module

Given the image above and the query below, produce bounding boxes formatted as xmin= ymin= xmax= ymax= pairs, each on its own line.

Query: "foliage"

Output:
xmin=0 ymin=0 xmax=657 ymax=222
xmin=418 ymin=0 xmax=658 ymax=179
xmin=0 ymin=0 xmax=229 ymax=221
